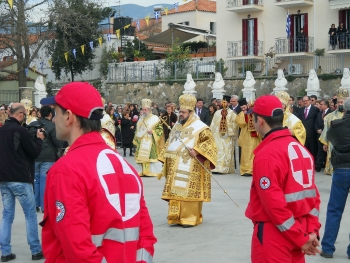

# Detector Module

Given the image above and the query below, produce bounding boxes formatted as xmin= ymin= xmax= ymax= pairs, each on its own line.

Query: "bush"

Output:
xmin=238 ymin=64 xmax=256 ymax=74
xmin=286 ymin=75 xmax=296 ymax=82
xmin=318 ymin=74 xmax=341 ymax=81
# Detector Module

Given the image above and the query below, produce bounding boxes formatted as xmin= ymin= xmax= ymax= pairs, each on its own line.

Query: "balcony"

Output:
xmin=329 ymin=0 xmax=350 ymax=10
xmin=227 ymin=40 xmax=264 ymax=60
xmin=226 ymin=0 xmax=264 ymax=13
xmin=275 ymin=37 xmax=314 ymax=57
xmin=274 ymin=0 xmax=313 ymax=8
xmin=328 ymin=34 xmax=350 ymax=55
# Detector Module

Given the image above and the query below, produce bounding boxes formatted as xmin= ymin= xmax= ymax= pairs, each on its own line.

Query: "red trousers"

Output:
xmin=251 ymin=219 xmax=307 ymax=263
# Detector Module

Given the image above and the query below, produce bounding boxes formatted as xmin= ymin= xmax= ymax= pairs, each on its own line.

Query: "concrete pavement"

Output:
xmin=1 ymin=151 xmax=350 ymax=262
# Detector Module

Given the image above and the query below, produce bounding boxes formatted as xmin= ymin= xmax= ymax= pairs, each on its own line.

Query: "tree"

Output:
xmin=164 ymin=39 xmax=191 ymax=78
xmin=0 ymin=0 xmax=51 ymax=99
xmin=47 ymin=0 xmax=112 ymax=82
xmin=123 ymin=37 xmax=154 ymax=62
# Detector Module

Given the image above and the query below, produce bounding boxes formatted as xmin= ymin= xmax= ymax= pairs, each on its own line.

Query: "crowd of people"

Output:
xmin=1 ymin=82 xmax=350 ymax=262
xmin=329 ymin=22 xmax=349 ymax=49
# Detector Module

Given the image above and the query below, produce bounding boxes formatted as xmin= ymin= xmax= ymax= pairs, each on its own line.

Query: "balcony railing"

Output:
xmin=328 ymin=33 xmax=350 ymax=51
xmin=274 ymin=0 xmax=314 ymax=7
xmin=227 ymin=40 xmax=264 ymax=57
xmin=227 ymin=0 xmax=263 ymax=8
xmin=275 ymin=37 xmax=314 ymax=54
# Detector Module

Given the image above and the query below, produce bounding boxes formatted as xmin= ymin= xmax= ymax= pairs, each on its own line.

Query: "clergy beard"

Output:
xmin=142 ymin=112 xmax=150 ymax=118
xmin=179 ymin=116 xmax=189 ymax=124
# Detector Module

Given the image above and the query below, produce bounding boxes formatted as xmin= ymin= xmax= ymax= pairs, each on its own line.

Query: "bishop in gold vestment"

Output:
xmin=319 ymin=88 xmax=349 ymax=175
xmin=159 ymin=94 xmax=217 ymax=227
xmin=235 ymin=98 xmax=261 ymax=176
xmin=275 ymin=91 xmax=306 ymax=145
xmin=133 ymin=99 xmax=163 ymax=177
xmin=210 ymin=100 xmax=237 ymax=174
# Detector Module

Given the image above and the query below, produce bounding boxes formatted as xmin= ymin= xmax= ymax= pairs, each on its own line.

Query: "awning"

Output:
xmin=329 ymin=0 xmax=350 ymax=9
xmin=144 ymin=23 xmax=216 ymax=46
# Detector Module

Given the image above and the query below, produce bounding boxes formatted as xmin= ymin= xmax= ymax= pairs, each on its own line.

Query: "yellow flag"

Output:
xmin=164 ymin=7 xmax=168 ymax=16
xmin=145 ymin=16 xmax=149 ymax=26
xmin=124 ymin=24 xmax=130 ymax=30
xmin=80 ymin=44 xmax=85 ymax=55
xmin=98 ymin=37 xmax=102 ymax=47
xmin=48 ymin=59 xmax=52 ymax=68
xmin=7 ymin=0 xmax=13 ymax=9
xmin=116 ymin=29 xmax=120 ymax=39
xmin=32 ymin=65 xmax=36 ymax=73
xmin=64 ymin=52 xmax=68 ymax=62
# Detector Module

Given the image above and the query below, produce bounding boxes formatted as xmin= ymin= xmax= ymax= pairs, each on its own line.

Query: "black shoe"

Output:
xmin=242 ymin=173 xmax=252 ymax=177
xmin=123 ymin=153 xmax=126 ymax=157
xmin=182 ymin=224 xmax=194 ymax=228
xmin=32 ymin=251 xmax=45 ymax=260
xmin=129 ymin=153 xmax=134 ymax=156
xmin=315 ymin=167 xmax=321 ymax=172
xmin=36 ymin=207 xmax=40 ymax=212
xmin=320 ymin=251 xmax=333 ymax=258
xmin=1 ymin=253 xmax=16 ymax=262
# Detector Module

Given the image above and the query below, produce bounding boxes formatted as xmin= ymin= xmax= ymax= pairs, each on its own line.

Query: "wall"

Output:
xmin=104 ymin=76 xmax=343 ymax=107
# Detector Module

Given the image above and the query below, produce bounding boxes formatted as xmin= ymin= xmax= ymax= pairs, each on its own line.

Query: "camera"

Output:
xmin=27 ymin=122 xmax=46 ymax=138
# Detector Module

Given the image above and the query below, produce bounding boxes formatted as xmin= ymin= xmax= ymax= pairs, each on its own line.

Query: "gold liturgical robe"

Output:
xmin=210 ymin=108 xmax=237 ymax=174
xmin=283 ymin=111 xmax=306 ymax=145
xmin=319 ymin=110 xmax=344 ymax=175
xmin=159 ymin=114 xmax=217 ymax=226
xmin=133 ymin=113 xmax=163 ymax=177
xmin=235 ymin=111 xmax=261 ymax=176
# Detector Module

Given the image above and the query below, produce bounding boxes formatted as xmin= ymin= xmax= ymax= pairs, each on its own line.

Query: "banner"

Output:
xmin=145 ymin=16 xmax=149 ymax=26
xmin=48 ymin=59 xmax=52 ymax=68
xmin=7 ymin=0 xmax=12 ymax=9
xmin=136 ymin=20 xmax=140 ymax=31
xmin=89 ymin=41 xmax=93 ymax=50
xmin=116 ymin=29 xmax=120 ymax=39
xmin=98 ymin=37 xmax=102 ymax=47
xmin=64 ymin=52 xmax=68 ymax=62
xmin=107 ymin=33 xmax=111 ymax=41
xmin=174 ymin=2 xmax=178 ymax=12
xmin=32 ymin=65 xmax=36 ymax=73
xmin=124 ymin=24 xmax=130 ymax=30
xmin=24 ymin=68 xmax=28 ymax=76
xmin=154 ymin=11 xmax=160 ymax=21
xmin=40 ymin=62 xmax=43 ymax=71
xmin=164 ymin=7 xmax=168 ymax=16
xmin=80 ymin=44 xmax=85 ymax=55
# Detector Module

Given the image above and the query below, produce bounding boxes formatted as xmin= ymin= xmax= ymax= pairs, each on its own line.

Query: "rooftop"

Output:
xmin=164 ymin=0 xmax=216 ymax=15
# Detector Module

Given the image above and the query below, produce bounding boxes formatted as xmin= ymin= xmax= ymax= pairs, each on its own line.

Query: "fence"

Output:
xmin=107 ymin=55 xmax=350 ymax=82
xmin=0 ymin=90 xmax=19 ymax=104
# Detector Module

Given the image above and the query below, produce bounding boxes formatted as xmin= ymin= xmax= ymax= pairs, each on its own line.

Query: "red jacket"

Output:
xmin=245 ymin=128 xmax=321 ymax=248
xmin=42 ymin=132 xmax=156 ymax=263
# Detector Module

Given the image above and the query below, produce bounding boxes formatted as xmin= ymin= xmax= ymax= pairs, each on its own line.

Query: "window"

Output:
xmin=178 ymin=21 xmax=189 ymax=26
xmin=210 ymin=22 xmax=216 ymax=34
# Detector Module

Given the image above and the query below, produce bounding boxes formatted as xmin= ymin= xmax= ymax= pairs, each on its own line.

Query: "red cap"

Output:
xmin=41 ymin=82 xmax=103 ymax=120
xmin=253 ymin=95 xmax=284 ymax=117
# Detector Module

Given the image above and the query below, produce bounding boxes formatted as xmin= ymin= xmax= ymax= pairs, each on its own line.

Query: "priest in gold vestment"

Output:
xmin=275 ymin=91 xmax=306 ymax=145
xmin=158 ymin=94 xmax=217 ymax=227
xmin=133 ymin=99 xmax=163 ymax=177
xmin=319 ymin=88 xmax=349 ymax=175
xmin=210 ymin=100 xmax=237 ymax=174
xmin=235 ymin=98 xmax=261 ymax=177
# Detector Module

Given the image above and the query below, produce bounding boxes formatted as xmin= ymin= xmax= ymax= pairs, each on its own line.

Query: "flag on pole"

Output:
xmin=7 ymin=0 xmax=13 ymax=9
xmin=116 ymin=29 xmax=120 ymax=39
xmin=25 ymin=68 xmax=28 ymax=76
xmin=154 ymin=11 xmax=160 ymax=21
xmin=164 ymin=7 xmax=168 ymax=16
xmin=48 ymin=59 xmax=52 ymax=68
xmin=98 ymin=37 xmax=103 ymax=46
xmin=81 ymin=44 xmax=85 ymax=55
xmin=89 ymin=41 xmax=94 ymax=50
xmin=72 ymin=48 xmax=76 ymax=59
xmin=145 ymin=16 xmax=150 ymax=26
xmin=40 ymin=62 xmax=43 ymax=71
xmin=286 ymin=10 xmax=291 ymax=38
xmin=107 ymin=33 xmax=111 ymax=41
xmin=174 ymin=2 xmax=178 ymax=12
xmin=136 ymin=20 xmax=140 ymax=30
xmin=64 ymin=52 xmax=68 ymax=62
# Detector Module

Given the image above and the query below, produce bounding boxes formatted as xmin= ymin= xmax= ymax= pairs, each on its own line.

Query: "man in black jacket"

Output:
xmin=0 ymin=103 xmax=45 ymax=261
xmin=31 ymin=106 xmax=63 ymax=213
xmin=315 ymin=100 xmax=332 ymax=172
xmin=194 ymin=98 xmax=210 ymax=126
xmin=320 ymin=98 xmax=350 ymax=259
xmin=297 ymin=95 xmax=320 ymax=161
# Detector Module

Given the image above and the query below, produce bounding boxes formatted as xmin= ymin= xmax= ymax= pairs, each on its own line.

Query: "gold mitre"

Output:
xmin=336 ymin=88 xmax=349 ymax=99
xmin=275 ymin=91 xmax=290 ymax=107
xmin=20 ymin=98 xmax=32 ymax=112
xmin=141 ymin=99 xmax=152 ymax=109
xmin=179 ymin=94 xmax=196 ymax=110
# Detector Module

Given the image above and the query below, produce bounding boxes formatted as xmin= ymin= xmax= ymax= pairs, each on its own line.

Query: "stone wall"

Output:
xmin=105 ymin=75 xmax=343 ymax=106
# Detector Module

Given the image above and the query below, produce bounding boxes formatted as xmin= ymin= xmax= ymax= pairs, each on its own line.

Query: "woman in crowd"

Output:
xmin=338 ymin=22 xmax=348 ymax=49
xmin=208 ymin=103 xmax=217 ymax=126
xmin=329 ymin=23 xmax=337 ymax=50
xmin=152 ymin=102 xmax=159 ymax=116
xmin=129 ymin=104 xmax=139 ymax=118
xmin=26 ymin=108 xmax=37 ymax=125
xmin=162 ymin=104 xmax=177 ymax=142
xmin=120 ymin=109 xmax=135 ymax=157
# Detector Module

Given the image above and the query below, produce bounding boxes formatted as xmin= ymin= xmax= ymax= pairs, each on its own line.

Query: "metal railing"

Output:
xmin=227 ymin=0 xmax=263 ymax=8
xmin=227 ymin=40 xmax=264 ymax=57
xmin=0 ymin=90 xmax=19 ymax=104
xmin=328 ymin=33 xmax=350 ymax=51
xmin=275 ymin=37 xmax=314 ymax=54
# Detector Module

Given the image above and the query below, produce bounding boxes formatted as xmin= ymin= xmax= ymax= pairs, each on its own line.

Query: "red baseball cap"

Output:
xmin=40 ymin=82 xmax=103 ymax=120
xmin=253 ymin=95 xmax=284 ymax=117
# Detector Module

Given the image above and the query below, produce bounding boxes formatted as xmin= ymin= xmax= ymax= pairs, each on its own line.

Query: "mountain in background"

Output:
xmin=111 ymin=3 xmax=174 ymax=20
